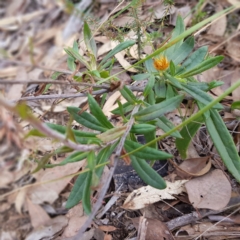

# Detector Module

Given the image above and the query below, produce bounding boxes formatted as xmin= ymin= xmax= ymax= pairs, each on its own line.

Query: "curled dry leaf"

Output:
xmin=185 ymin=169 xmax=231 ymax=210
xmin=174 ymin=156 xmax=212 ymax=178
xmin=132 ymin=217 xmax=174 ymax=240
xmin=123 ymin=180 xmax=188 ymax=210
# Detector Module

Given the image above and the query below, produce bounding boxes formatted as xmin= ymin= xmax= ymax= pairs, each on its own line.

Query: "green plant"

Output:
xmin=24 ymin=4 xmax=240 ymax=215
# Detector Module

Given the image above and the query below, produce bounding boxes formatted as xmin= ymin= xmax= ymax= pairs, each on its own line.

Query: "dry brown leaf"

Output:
xmin=132 ymin=217 xmax=174 ymax=240
xmin=25 ymin=215 xmax=68 ymax=240
xmin=62 ymin=204 xmax=88 ymax=238
xmin=207 ymin=4 xmax=226 ymax=36
xmin=175 ymin=156 xmax=212 ymax=178
xmin=185 ymin=169 xmax=231 ymax=210
xmin=28 ymin=160 xmax=85 ymax=204
xmin=26 ymin=198 xmax=51 ymax=228
xmin=98 ymin=225 xmax=117 ymax=232
xmin=113 ymin=16 xmax=135 ymax=27
xmin=226 ymin=35 xmax=240 ymax=62
xmin=123 ymin=180 xmax=188 ymax=210
xmin=104 ymin=234 xmax=113 ymax=240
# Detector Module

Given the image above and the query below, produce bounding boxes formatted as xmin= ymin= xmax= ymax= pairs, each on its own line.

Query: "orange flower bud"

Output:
xmin=153 ymin=56 xmax=169 ymax=71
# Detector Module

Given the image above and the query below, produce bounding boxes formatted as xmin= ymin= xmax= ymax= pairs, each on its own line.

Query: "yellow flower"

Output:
xmin=153 ymin=56 xmax=169 ymax=71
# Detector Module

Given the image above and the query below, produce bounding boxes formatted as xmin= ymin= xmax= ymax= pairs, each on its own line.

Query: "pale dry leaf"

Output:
xmin=102 ymin=91 xmax=121 ymax=117
xmin=123 ymin=180 xmax=188 ymax=210
xmin=153 ymin=3 xmax=176 ymax=19
xmin=98 ymin=40 xmax=112 ymax=57
xmin=0 ymin=10 xmax=47 ymax=29
xmin=0 ymin=170 xmax=14 ymax=188
xmin=111 ymin=41 xmax=138 ymax=73
xmin=171 ymin=5 xmax=191 ymax=26
xmin=27 ymin=198 xmax=51 ymax=228
xmin=6 ymin=67 xmax=27 ymax=101
xmin=25 ymin=215 xmax=68 ymax=240
xmin=208 ymin=4 xmax=226 ymax=36
xmin=0 ymin=66 xmax=19 ymax=78
xmin=15 ymin=188 xmax=27 ymax=214
xmin=28 ymin=160 xmax=85 ymax=204
xmin=63 ymin=216 xmax=89 ymax=238
xmin=185 ymin=169 xmax=231 ymax=210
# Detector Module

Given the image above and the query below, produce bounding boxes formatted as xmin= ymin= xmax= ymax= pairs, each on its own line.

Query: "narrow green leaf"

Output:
xmin=147 ymin=89 xmax=155 ymax=105
xmin=46 ymin=122 xmax=102 ymax=144
xmin=120 ymin=86 xmax=138 ymax=105
xmin=132 ymin=73 xmax=151 ymax=81
xmin=97 ymin=126 xmax=126 ymax=143
xmin=134 ymin=95 xmax=184 ymax=121
xmin=166 ymin=84 xmax=175 ymax=99
xmin=130 ymin=155 xmax=167 ymax=189
xmin=176 ymin=118 xmax=204 ymax=159
xmin=156 ymin=117 xmax=182 ymax=138
xmin=143 ymin=129 xmax=157 ymax=149
xmin=154 ymin=80 xmax=166 ymax=98
xmin=165 ymin=15 xmax=185 ymax=59
xmin=88 ymin=94 xmax=113 ymax=129
xmin=87 ymin=151 xmax=96 ymax=171
xmin=205 ymin=109 xmax=240 ymax=182
xmin=170 ymin=36 xmax=195 ymax=65
xmin=100 ymin=40 xmax=135 ymax=66
xmin=68 ymin=106 xmax=108 ymax=132
xmin=64 ymin=47 xmax=90 ymax=69
xmin=95 ymin=143 xmax=117 ymax=176
xmin=65 ymin=172 xmax=88 ymax=209
xmin=231 ymin=101 xmax=240 ymax=110
xmin=67 ymin=57 xmax=76 ymax=71
xmin=176 ymin=46 xmax=208 ymax=75
xmin=124 ymin=139 xmax=172 ymax=160
xmin=144 ymin=58 xmax=157 ymax=73
xmin=130 ymin=124 xmax=156 ymax=134
xmin=143 ymin=74 xmax=155 ymax=97
xmin=82 ymin=171 xmax=93 ymax=214
xmin=169 ymin=61 xmax=175 ymax=75
xmin=83 ymin=22 xmax=97 ymax=58
xmin=180 ymin=84 xmax=223 ymax=110
xmin=177 ymin=56 xmax=224 ymax=78
xmin=111 ymin=102 xmax=135 ymax=115
xmin=47 ymin=151 xmax=88 ymax=167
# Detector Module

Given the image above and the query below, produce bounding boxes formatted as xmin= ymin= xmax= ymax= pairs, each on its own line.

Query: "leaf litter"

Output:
xmin=0 ymin=0 xmax=240 ymax=239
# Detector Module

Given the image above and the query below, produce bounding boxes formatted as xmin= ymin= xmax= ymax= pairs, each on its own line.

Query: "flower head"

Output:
xmin=153 ymin=56 xmax=169 ymax=71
